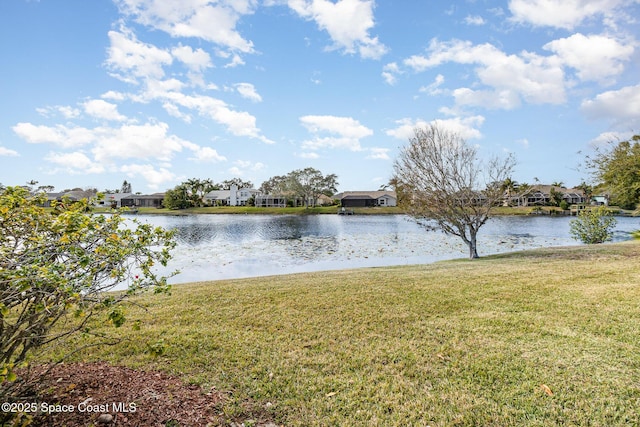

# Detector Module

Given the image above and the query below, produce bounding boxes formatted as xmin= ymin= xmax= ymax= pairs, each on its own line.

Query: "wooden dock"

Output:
xmin=337 ymin=208 xmax=354 ymax=215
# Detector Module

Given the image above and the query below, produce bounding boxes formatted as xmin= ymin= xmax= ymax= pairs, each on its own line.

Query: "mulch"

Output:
xmin=14 ymin=362 xmax=277 ymax=427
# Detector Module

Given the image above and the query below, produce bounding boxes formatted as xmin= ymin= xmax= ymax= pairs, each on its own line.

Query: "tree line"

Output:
xmin=163 ymin=168 xmax=338 ymax=209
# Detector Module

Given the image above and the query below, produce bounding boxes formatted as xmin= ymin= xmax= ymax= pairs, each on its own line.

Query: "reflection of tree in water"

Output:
xmin=283 ymin=236 xmax=339 ymax=260
xmin=173 ymin=224 xmax=217 ymax=246
xmin=263 ymin=216 xmax=305 ymax=240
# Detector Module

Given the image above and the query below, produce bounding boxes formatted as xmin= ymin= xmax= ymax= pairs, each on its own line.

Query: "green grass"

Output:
xmin=40 ymin=242 xmax=640 ymax=426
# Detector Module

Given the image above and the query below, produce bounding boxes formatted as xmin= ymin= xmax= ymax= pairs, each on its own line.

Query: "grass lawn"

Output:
xmin=41 ymin=242 xmax=640 ymax=426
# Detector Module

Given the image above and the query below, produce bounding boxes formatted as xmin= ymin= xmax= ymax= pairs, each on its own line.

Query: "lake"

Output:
xmin=132 ymin=214 xmax=640 ymax=284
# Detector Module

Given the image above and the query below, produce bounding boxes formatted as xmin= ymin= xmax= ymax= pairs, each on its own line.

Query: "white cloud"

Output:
xmin=114 ymin=0 xmax=256 ymax=53
xmin=91 ymin=122 xmax=188 ymax=162
xmin=403 ymin=38 xmax=566 ymax=109
xmin=386 ymin=116 xmax=485 ymax=141
xmin=288 ymin=0 xmax=388 ymax=59
xmin=235 ymin=83 xmax=262 ymax=102
xmin=419 ymin=74 xmax=446 ymax=96
xmin=106 ymin=27 xmax=173 ymax=83
xmin=299 ymin=115 xmax=373 ymax=151
xmin=14 ymin=119 xmax=228 ymax=176
xmin=45 ymin=152 xmax=105 ymax=174
xmin=581 ymin=84 xmax=640 ymax=127
xmin=589 ymin=130 xmax=637 ymax=148
xmin=173 ymin=93 xmax=271 ymax=142
xmin=382 ymin=62 xmax=400 ymax=85
xmin=516 ymin=138 xmax=530 ymax=149
xmin=223 ymin=53 xmax=245 ymax=68
xmin=162 ymin=102 xmax=192 ymax=123
xmin=300 ymin=115 xmax=372 ymax=138
xmin=134 ymin=81 xmax=273 ymax=143
xmin=228 ymin=166 xmax=244 ymax=176
xmin=102 ymin=24 xmax=272 ymax=144
xmin=83 ymin=99 xmax=127 ymax=121
xmin=142 ymin=78 xmax=186 ymax=98
xmin=228 ymin=160 xmax=265 ymax=176
xmin=120 ymin=163 xmax=177 ymax=189
xmin=171 ymin=44 xmax=213 ymax=72
xmin=508 ymin=0 xmax=635 ymax=29
xmin=543 ymin=33 xmax=635 ymax=83
xmin=464 ymin=15 xmax=486 ymax=26
xmin=385 ymin=118 xmax=431 ymax=140
xmin=432 ymin=117 xmax=485 ymax=140
xmin=366 ymin=147 xmax=390 ymax=160
xmin=0 ymin=146 xmax=19 ymax=157
xmin=36 ymin=105 xmax=81 ymax=119
xmin=101 ymin=91 xmax=128 ymax=101
xmin=234 ymin=159 xmax=265 ymax=170
xmin=452 ymin=87 xmax=522 ymax=110
xmin=185 ymin=143 xmax=227 ymax=163
xmin=13 ymin=123 xmax=95 ymax=148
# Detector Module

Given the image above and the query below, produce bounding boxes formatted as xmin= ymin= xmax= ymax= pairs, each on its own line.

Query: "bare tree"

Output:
xmin=393 ymin=124 xmax=515 ymax=259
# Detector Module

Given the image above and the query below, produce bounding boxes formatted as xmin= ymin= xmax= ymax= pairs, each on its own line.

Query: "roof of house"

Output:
xmin=46 ymin=190 xmax=97 ymax=200
xmin=121 ymin=193 xmax=165 ymax=200
xmin=205 ymin=188 xmax=258 ymax=199
xmin=527 ymin=185 xmax=585 ymax=196
xmin=205 ymin=190 xmax=230 ymax=199
xmin=334 ymin=191 xmax=397 ymax=200
xmin=104 ymin=192 xmax=133 ymax=201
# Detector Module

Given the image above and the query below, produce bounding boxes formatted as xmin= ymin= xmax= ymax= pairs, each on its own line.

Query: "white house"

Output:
xmin=99 ymin=192 xmax=133 ymax=208
xmin=205 ymin=185 xmax=259 ymax=206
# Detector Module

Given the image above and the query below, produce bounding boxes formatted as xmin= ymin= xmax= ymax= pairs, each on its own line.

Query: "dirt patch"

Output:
xmin=15 ymin=362 xmax=276 ymax=427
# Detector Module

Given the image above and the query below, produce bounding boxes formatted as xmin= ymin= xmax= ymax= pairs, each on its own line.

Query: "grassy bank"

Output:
xmin=132 ymin=206 xmax=404 ymax=215
xmin=42 ymin=242 xmax=640 ymax=426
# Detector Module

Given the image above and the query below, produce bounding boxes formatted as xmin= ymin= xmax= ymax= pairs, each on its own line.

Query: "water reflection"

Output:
xmin=136 ymin=214 xmax=640 ymax=284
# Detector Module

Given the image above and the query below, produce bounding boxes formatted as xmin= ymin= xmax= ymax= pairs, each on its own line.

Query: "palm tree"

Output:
xmin=576 ymin=181 xmax=593 ymax=204
xmin=501 ymin=177 xmax=518 ymax=206
xmin=515 ymin=182 xmax=533 ymax=207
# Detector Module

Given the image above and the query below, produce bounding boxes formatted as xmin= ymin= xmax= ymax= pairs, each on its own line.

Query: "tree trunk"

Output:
xmin=468 ymin=231 xmax=479 ymax=259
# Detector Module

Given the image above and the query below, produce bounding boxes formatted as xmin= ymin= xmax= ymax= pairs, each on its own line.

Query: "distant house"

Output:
xmin=204 ymin=185 xmax=259 ymax=206
xmin=592 ymin=195 xmax=609 ymax=206
xmin=43 ymin=189 xmax=97 ymax=207
xmin=334 ymin=191 xmax=397 ymax=208
xmin=254 ymin=193 xmax=333 ymax=208
xmin=121 ymin=193 xmax=165 ymax=208
xmin=506 ymin=185 xmax=586 ymax=207
xmin=254 ymin=194 xmax=288 ymax=208
xmin=97 ymin=192 xmax=133 ymax=208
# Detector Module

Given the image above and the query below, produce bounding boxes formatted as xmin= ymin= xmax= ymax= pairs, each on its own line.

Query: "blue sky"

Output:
xmin=1 ymin=0 xmax=639 ymax=193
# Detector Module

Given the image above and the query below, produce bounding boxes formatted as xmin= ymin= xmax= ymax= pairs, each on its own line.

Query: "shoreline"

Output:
xmin=100 ymin=205 xmax=638 ymax=217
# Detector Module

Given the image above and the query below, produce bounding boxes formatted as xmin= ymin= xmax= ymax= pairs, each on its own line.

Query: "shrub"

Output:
xmin=0 ymin=187 xmax=177 ymax=413
xmin=569 ymin=206 xmax=617 ymax=244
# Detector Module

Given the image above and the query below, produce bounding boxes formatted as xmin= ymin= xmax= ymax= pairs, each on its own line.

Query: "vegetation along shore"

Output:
xmin=99 ymin=204 xmax=639 ymax=217
xmin=32 ymin=241 xmax=640 ymax=426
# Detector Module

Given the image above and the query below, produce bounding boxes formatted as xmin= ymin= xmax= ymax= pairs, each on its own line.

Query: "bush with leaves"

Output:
xmin=569 ymin=206 xmax=617 ymax=244
xmin=0 ymin=187 xmax=176 ymax=410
